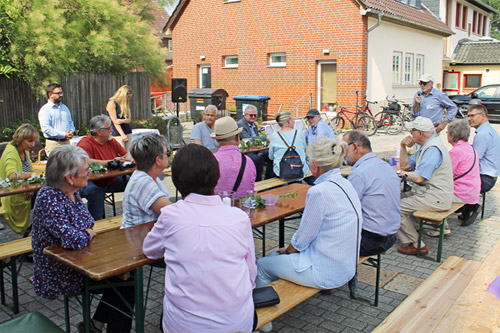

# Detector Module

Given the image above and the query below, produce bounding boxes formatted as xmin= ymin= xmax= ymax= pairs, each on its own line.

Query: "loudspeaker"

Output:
xmin=171 ymin=78 xmax=187 ymax=103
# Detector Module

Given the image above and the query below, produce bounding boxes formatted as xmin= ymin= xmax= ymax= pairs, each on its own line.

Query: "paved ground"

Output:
xmin=0 ymin=122 xmax=499 ymax=332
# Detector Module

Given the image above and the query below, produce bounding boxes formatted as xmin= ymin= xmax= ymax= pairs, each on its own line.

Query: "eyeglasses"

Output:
xmin=247 ymin=114 xmax=257 ymax=118
xmin=467 ymin=113 xmax=482 ymax=118
xmin=100 ymin=126 xmax=112 ymax=131
xmin=161 ymin=150 xmax=171 ymax=158
xmin=77 ymin=167 xmax=91 ymax=175
xmin=418 ymin=81 xmax=429 ymax=86
xmin=52 ymin=91 xmax=63 ymax=95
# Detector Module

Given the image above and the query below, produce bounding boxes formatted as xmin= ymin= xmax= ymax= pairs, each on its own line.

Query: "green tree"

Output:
xmin=486 ymin=0 xmax=500 ymax=39
xmin=0 ymin=0 xmax=169 ymax=93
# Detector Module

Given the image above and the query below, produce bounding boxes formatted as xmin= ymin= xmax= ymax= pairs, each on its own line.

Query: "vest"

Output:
xmin=412 ymin=136 xmax=453 ymax=210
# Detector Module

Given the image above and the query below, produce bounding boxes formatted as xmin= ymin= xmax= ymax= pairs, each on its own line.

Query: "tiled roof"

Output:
xmin=151 ymin=0 xmax=170 ymax=38
xmin=454 ymin=40 xmax=500 ymax=64
xmin=359 ymin=0 xmax=452 ymax=36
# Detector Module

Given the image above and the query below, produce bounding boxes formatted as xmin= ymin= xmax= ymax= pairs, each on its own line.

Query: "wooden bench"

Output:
xmin=413 ymin=202 xmax=464 ymax=262
xmin=0 ymin=215 xmax=123 ymax=314
xmin=255 ymin=177 xmax=294 ymax=193
xmin=256 ymin=256 xmax=380 ymax=329
xmin=373 ymin=256 xmax=481 ymax=332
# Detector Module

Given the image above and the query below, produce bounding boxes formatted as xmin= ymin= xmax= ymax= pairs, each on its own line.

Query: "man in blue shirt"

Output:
xmin=411 ymin=74 xmax=457 ymax=134
xmin=468 ymin=104 xmax=500 ymax=193
xmin=395 ymin=117 xmax=453 ymax=255
xmin=304 ymin=109 xmax=335 ymax=144
xmin=38 ymin=83 xmax=75 ymax=154
xmin=237 ymin=105 xmax=273 ymax=180
xmin=343 ymin=130 xmax=400 ymax=256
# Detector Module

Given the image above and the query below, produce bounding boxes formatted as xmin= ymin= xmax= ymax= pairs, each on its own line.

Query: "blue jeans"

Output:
xmin=359 ymin=230 xmax=396 ymax=256
xmin=480 ymin=174 xmax=497 ymax=193
xmin=247 ymin=150 xmax=274 ymax=181
xmin=256 ymin=249 xmax=318 ymax=288
xmin=79 ymin=176 xmax=129 ymax=220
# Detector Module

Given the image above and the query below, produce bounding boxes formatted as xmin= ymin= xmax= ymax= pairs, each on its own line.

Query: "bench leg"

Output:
xmin=374 ymin=253 xmax=381 ymax=307
xmin=279 ymin=218 xmax=285 ymax=248
xmin=64 ymin=295 xmax=70 ymax=333
xmin=436 ymin=221 xmax=445 ymax=263
xmin=83 ymin=277 xmax=91 ymax=333
xmin=11 ymin=256 xmax=19 ymax=314
xmin=0 ymin=261 xmax=5 ymax=305
xmin=417 ymin=219 xmax=424 ymax=257
xmin=481 ymin=192 xmax=486 ymax=220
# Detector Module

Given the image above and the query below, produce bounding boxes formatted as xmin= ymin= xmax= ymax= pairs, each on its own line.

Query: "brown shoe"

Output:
xmin=398 ymin=244 xmax=428 ymax=255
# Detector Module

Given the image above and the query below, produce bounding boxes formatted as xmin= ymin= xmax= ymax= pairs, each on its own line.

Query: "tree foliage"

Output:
xmin=485 ymin=0 xmax=500 ymax=40
xmin=0 ymin=0 xmax=168 ymax=93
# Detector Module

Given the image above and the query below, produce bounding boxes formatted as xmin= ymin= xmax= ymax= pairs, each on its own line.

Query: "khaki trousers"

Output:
xmin=398 ymin=191 xmax=447 ymax=245
xmin=45 ymin=139 xmax=70 ymax=155
xmin=113 ymin=133 xmax=132 ymax=152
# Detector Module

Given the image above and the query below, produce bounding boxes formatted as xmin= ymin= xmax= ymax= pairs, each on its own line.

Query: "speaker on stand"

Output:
xmin=171 ymin=78 xmax=187 ymax=118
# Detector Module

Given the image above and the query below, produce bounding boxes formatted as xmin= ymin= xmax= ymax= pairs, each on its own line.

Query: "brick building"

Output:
xmin=164 ymin=0 xmax=451 ymax=117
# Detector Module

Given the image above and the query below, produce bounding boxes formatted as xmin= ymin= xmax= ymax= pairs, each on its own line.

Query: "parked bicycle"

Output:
xmin=355 ymin=94 xmax=403 ymax=135
xmin=333 ymin=103 xmax=377 ymax=136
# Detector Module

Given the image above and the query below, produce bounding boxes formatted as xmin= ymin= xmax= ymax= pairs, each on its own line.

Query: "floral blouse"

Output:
xmin=32 ymin=185 xmax=95 ymax=300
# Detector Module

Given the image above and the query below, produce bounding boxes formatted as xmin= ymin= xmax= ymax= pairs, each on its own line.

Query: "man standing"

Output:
xmin=468 ymin=104 xmax=500 ymax=194
xmin=78 ymin=115 xmax=134 ymax=220
xmin=411 ymin=74 xmax=457 ymax=133
xmin=121 ymin=134 xmax=171 ymax=228
xmin=213 ymin=117 xmax=256 ymax=199
xmin=237 ymin=105 xmax=273 ymax=180
xmin=304 ymin=109 xmax=335 ymax=144
xmin=395 ymin=117 xmax=453 ymax=255
xmin=38 ymin=83 xmax=75 ymax=154
xmin=343 ymin=130 xmax=400 ymax=256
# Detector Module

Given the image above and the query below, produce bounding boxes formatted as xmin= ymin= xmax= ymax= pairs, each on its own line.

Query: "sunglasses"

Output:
xmin=247 ymin=114 xmax=257 ymax=118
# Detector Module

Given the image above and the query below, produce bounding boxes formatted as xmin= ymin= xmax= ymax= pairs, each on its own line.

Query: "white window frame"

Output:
xmin=392 ymin=52 xmax=402 ymax=85
xmin=415 ymin=55 xmax=424 ymax=83
xmin=404 ymin=53 xmax=414 ymax=85
xmin=224 ymin=55 xmax=238 ymax=68
xmin=167 ymin=40 xmax=172 ymax=52
xmin=269 ymin=52 xmax=286 ymax=67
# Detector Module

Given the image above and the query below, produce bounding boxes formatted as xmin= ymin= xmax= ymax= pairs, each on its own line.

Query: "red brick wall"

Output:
xmin=171 ymin=0 xmax=367 ymax=117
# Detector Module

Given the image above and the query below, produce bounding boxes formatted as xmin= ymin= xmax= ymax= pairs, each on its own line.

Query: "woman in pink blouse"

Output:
xmin=143 ymin=144 xmax=257 ymax=333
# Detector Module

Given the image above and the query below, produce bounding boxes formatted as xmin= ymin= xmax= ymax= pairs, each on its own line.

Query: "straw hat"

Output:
xmin=210 ymin=116 xmax=243 ymax=139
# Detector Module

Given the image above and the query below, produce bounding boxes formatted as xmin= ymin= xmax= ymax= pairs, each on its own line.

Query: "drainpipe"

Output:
xmin=368 ymin=9 xmax=383 ymax=32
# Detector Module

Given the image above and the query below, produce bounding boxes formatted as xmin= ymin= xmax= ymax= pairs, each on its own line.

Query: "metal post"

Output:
xmin=136 ymin=267 xmax=144 ymax=333
xmin=83 ymin=277 xmax=91 ymax=333
xmin=279 ymin=218 xmax=285 ymax=248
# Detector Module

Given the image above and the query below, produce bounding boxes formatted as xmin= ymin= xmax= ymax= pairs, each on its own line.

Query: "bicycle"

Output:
xmin=333 ymin=103 xmax=377 ymax=136
xmin=355 ymin=93 xmax=403 ymax=135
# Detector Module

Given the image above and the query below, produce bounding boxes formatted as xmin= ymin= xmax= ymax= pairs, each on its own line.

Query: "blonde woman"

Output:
xmin=106 ymin=85 xmax=133 ymax=151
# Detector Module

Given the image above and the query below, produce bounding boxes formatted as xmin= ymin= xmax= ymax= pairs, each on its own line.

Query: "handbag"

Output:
xmin=277 ymin=130 xmax=304 ymax=180
xmin=253 ymin=286 xmax=280 ymax=308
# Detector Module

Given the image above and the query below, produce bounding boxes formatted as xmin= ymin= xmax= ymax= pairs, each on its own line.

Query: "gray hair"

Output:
xmin=216 ymin=135 xmax=237 ymax=143
xmin=244 ymin=105 xmax=258 ymax=115
xmin=343 ymin=130 xmax=372 ymax=150
xmin=468 ymin=103 xmax=488 ymax=116
xmin=130 ymin=134 xmax=168 ymax=171
xmin=46 ymin=145 xmax=89 ymax=189
xmin=306 ymin=137 xmax=346 ymax=171
xmin=89 ymin=115 xmax=112 ymax=135
xmin=275 ymin=111 xmax=293 ymax=127
xmin=205 ymin=105 xmax=218 ymax=114
xmin=447 ymin=119 xmax=470 ymax=142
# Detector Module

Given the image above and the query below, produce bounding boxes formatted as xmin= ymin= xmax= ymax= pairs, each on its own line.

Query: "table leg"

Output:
xmin=135 ymin=267 xmax=144 ymax=333
xmin=10 ymin=256 xmax=19 ymax=314
xmin=83 ymin=277 xmax=91 ymax=332
xmin=279 ymin=218 xmax=285 ymax=248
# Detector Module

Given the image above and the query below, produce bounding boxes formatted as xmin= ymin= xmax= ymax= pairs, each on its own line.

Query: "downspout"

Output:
xmin=368 ymin=9 xmax=383 ymax=32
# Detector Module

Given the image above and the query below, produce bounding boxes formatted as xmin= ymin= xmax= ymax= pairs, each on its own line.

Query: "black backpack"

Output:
xmin=278 ymin=130 xmax=304 ymax=180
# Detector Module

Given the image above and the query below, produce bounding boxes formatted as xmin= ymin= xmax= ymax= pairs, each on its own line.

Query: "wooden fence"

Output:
xmin=0 ymin=72 xmax=152 ymax=129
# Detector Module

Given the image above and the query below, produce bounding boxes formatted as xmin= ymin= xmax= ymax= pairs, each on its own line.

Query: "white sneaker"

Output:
xmin=426 ymin=228 xmax=451 ymax=237
xmin=259 ymin=322 xmax=273 ymax=332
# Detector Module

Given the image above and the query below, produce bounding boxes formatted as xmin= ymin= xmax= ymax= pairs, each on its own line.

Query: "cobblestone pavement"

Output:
xmin=0 ymin=124 xmax=499 ymax=332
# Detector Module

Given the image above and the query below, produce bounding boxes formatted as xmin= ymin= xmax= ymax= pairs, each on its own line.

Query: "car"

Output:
xmin=449 ymin=84 xmax=500 ymax=121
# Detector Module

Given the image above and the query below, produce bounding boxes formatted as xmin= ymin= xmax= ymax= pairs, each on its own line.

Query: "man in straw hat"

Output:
xmin=394 ymin=116 xmax=453 ymax=255
xmin=212 ymin=116 xmax=256 ymax=199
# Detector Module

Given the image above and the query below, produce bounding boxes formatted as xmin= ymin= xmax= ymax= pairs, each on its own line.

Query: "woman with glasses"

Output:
xmin=268 ymin=111 xmax=309 ymax=181
xmin=0 ymin=124 xmax=39 ymax=234
xmin=121 ymin=134 xmax=172 ymax=228
xmin=106 ymin=85 xmax=133 ymax=151
xmin=31 ymin=145 xmax=135 ymax=333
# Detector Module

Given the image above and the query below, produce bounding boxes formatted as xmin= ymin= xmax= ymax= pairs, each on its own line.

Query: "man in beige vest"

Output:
xmin=395 ymin=117 xmax=453 ymax=255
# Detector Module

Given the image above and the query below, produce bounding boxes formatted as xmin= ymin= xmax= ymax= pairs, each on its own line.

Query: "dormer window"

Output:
xmin=396 ymin=0 xmax=421 ymax=9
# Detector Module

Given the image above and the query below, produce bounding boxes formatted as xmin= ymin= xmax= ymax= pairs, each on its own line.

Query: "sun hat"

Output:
xmin=418 ymin=74 xmax=434 ymax=83
xmin=210 ymin=116 xmax=243 ymax=139
xmin=404 ymin=116 xmax=435 ymax=132
xmin=306 ymin=109 xmax=320 ymax=117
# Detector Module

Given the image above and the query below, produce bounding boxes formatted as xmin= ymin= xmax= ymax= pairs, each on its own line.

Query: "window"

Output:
xmin=456 ymin=3 xmax=461 ymax=28
xmin=269 ymin=53 xmax=286 ymax=67
xmin=167 ymin=40 xmax=172 ymax=52
xmin=472 ymin=11 xmax=477 ymax=33
xmin=464 ymin=74 xmax=481 ymax=89
xmin=224 ymin=55 xmax=238 ymax=68
xmin=392 ymin=52 xmax=402 ymax=85
xmin=462 ymin=6 xmax=467 ymax=29
xmin=415 ymin=55 xmax=424 ymax=81
xmin=404 ymin=54 xmax=414 ymax=84
xmin=482 ymin=16 xmax=487 ymax=36
xmin=477 ymin=13 xmax=483 ymax=35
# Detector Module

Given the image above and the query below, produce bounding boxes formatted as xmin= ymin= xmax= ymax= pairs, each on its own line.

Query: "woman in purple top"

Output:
xmin=32 ymin=145 xmax=134 ymax=333
xmin=143 ymin=144 xmax=257 ymax=333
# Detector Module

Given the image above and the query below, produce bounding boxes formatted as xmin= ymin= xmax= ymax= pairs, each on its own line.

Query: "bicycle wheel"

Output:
xmin=356 ymin=115 xmax=377 ymax=136
xmin=383 ymin=114 xmax=404 ymax=135
xmin=401 ymin=108 xmax=413 ymax=131
xmin=332 ymin=116 xmax=345 ymax=134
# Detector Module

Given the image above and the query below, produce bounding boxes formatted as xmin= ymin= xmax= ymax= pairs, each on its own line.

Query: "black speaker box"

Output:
xmin=171 ymin=78 xmax=187 ymax=103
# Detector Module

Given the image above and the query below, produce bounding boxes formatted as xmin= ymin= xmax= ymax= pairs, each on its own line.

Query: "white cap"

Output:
xmin=418 ymin=74 xmax=434 ymax=83
xmin=404 ymin=116 xmax=435 ymax=132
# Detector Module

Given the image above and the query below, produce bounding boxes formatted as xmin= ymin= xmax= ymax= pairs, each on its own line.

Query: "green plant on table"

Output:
xmin=89 ymin=162 xmax=107 ymax=174
xmin=10 ymin=173 xmax=45 ymax=186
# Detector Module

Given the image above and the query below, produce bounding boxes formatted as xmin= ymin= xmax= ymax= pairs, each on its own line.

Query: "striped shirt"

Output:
xmin=290 ymin=168 xmax=362 ymax=289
